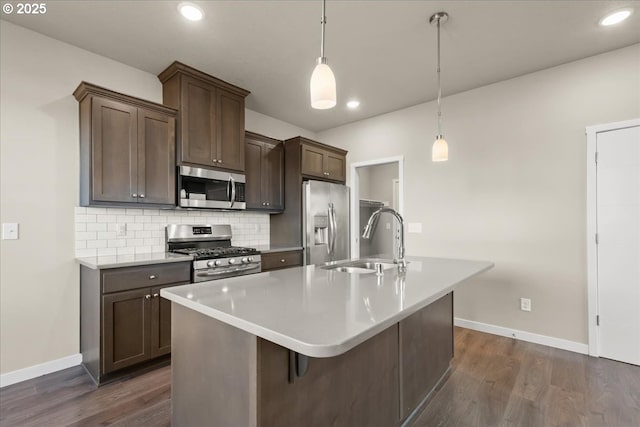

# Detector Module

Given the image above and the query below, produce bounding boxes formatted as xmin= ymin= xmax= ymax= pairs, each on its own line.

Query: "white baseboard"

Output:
xmin=454 ymin=318 xmax=589 ymax=355
xmin=0 ymin=353 xmax=82 ymax=388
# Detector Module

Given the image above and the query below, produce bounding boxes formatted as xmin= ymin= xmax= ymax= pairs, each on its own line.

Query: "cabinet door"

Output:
xmin=217 ymin=89 xmax=245 ymax=172
xmin=150 ymin=285 xmax=176 ymax=358
xmin=324 ymin=151 xmax=346 ymax=183
xmin=181 ymin=76 xmax=217 ymax=167
xmin=137 ymin=108 xmax=176 ymax=205
xmin=91 ymin=97 xmax=138 ymax=203
xmin=264 ymin=143 xmax=284 ymax=210
xmin=102 ymin=288 xmax=151 ymax=374
xmin=245 ymin=139 xmax=263 ymax=209
xmin=301 ymin=143 xmax=325 ymax=179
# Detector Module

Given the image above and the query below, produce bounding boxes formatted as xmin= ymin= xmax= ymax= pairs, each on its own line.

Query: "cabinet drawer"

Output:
xmin=102 ymin=262 xmax=191 ymax=293
xmin=261 ymin=250 xmax=303 ymax=272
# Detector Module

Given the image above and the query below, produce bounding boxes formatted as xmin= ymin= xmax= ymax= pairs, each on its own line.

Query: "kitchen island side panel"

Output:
xmin=171 ymin=303 xmax=257 ymax=427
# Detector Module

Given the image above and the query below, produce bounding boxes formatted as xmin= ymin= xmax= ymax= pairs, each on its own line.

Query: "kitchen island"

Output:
xmin=161 ymin=256 xmax=492 ymax=426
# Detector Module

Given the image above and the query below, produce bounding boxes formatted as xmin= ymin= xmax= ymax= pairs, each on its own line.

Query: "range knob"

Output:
xmin=228 ymin=258 xmax=236 ymax=265
xmin=207 ymin=260 xmax=222 ymax=267
xmin=247 ymin=257 xmax=254 ymax=263
xmin=207 ymin=260 xmax=214 ymax=268
xmin=241 ymin=257 xmax=248 ymax=264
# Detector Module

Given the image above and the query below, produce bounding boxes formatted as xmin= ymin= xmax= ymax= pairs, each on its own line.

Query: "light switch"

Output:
xmin=2 ymin=223 xmax=19 ymax=240
xmin=408 ymin=223 xmax=422 ymax=233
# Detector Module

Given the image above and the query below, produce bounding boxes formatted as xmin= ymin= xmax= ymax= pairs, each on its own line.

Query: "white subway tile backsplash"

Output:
xmin=128 ymin=223 xmax=143 ymax=231
xmin=77 ymin=248 xmax=97 ymax=257
xmin=87 ymin=239 xmax=107 ymax=249
xmin=117 ymin=247 xmax=135 ymax=255
xmin=97 ymin=214 xmax=117 ymax=223
xmin=97 ymin=248 xmax=117 ymax=256
xmin=97 ymin=231 xmax=117 ymax=240
xmin=144 ymin=238 xmax=160 ymax=246
xmin=76 ymin=231 xmax=97 ymax=241
xmin=135 ymin=230 xmax=152 ymax=239
xmin=108 ymin=239 xmax=126 ymax=248
xmin=75 ymin=207 xmax=270 ymax=256
xmin=86 ymin=223 xmax=107 ymax=232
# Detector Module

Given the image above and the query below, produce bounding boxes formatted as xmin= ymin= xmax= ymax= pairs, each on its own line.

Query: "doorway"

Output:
xmin=586 ymin=118 xmax=640 ymax=365
xmin=349 ymin=157 xmax=404 ymax=260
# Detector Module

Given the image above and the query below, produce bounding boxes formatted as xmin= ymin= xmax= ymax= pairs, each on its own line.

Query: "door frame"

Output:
xmin=585 ymin=118 xmax=640 ymax=356
xmin=349 ymin=156 xmax=404 ymax=260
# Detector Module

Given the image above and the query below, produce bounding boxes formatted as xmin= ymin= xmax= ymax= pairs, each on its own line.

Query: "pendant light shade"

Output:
xmin=432 ymin=135 xmax=448 ymax=162
xmin=310 ymin=0 xmax=336 ymax=109
xmin=430 ymin=12 xmax=449 ymax=162
xmin=310 ymin=58 xmax=337 ymax=109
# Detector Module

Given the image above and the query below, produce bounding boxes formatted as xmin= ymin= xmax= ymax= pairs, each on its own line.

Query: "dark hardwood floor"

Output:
xmin=1 ymin=328 xmax=638 ymax=426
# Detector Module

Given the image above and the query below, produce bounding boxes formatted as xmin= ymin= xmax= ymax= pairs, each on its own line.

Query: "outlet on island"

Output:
xmin=520 ymin=297 xmax=532 ymax=312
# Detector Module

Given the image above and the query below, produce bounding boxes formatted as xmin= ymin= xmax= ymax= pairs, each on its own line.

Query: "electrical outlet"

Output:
xmin=115 ymin=223 xmax=127 ymax=237
xmin=520 ymin=298 xmax=531 ymax=312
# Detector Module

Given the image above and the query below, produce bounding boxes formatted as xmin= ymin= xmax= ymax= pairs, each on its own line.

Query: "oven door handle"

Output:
xmin=196 ymin=264 xmax=259 ymax=277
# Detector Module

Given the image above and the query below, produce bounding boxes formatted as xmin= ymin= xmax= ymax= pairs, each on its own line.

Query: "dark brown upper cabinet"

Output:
xmin=74 ymin=82 xmax=177 ymax=208
xmin=245 ymin=131 xmax=284 ymax=212
xmin=297 ymin=137 xmax=347 ymax=183
xmin=158 ymin=62 xmax=250 ymax=173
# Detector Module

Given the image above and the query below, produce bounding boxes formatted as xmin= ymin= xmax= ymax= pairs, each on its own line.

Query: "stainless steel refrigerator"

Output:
xmin=302 ymin=180 xmax=350 ymax=265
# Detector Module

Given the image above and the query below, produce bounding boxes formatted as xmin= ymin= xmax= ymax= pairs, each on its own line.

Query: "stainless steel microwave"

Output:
xmin=178 ymin=166 xmax=246 ymax=210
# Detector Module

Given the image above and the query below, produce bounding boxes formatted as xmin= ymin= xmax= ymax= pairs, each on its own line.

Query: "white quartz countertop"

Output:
xmin=161 ymin=256 xmax=492 ymax=357
xmin=77 ymin=252 xmax=193 ymax=269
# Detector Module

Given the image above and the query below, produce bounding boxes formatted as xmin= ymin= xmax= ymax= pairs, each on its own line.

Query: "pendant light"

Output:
xmin=310 ymin=0 xmax=337 ymax=109
xmin=430 ymin=12 xmax=449 ymax=162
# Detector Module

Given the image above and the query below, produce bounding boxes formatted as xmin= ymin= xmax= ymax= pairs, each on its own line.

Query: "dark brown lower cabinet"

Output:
xmin=170 ymin=292 xmax=454 ymax=426
xmin=261 ymin=250 xmax=303 ymax=272
xmin=81 ymin=262 xmax=190 ymax=385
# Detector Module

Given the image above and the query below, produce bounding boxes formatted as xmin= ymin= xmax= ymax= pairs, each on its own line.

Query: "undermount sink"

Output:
xmin=321 ymin=259 xmax=402 ymax=274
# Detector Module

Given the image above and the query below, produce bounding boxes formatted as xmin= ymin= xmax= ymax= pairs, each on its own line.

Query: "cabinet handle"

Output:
xmin=132 ymin=193 xmax=138 ymax=197
xmin=153 ymin=293 xmax=159 ymax=298
xmin=149 ymin=275 xmax=156 ymax=279
xmin=145 ymin=294 xmax=151 ymax=300
xmin=213 ymin=158 xmax=217 ymax=162
xmin=217 ymin=159 xmax=222 ymax=163
xmin=280 ymin=259 xmax=286 ymax=263
xmin=139 ymin=194 xmax=145 ymax=198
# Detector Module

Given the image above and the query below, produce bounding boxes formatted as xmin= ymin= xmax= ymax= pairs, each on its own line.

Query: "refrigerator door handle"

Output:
xmin=328 ymin=203 xmax=337 ymax=256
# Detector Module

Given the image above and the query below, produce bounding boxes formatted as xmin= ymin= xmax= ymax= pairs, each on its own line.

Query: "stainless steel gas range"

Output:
xmin=166 ymin=224 xmax=261 ymax=283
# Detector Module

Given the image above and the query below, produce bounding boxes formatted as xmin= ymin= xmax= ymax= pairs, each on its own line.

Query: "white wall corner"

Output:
xmin=0 ymin=353 xmax=82 ymax=388
xmin=454 ymin=318 xmax=589 ymax=355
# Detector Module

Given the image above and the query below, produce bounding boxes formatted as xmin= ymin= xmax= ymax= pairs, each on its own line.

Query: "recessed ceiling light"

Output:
xmin=346 ymin=100 xmax=360 ymax=109
xmin=599 ymin=9 xmax=632 ymax=26
xmin=178 ymin=2 xmax=204 ymax=21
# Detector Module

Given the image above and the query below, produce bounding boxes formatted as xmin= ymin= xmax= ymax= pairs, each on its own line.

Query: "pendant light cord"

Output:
xmin=320 ymin=0 xmax=326 ymax=58
xmin=436 ymin=17 xmax=442 ymax=136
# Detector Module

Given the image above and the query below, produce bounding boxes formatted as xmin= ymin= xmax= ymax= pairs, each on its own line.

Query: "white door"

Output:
xmin=597 ymin=124 xmax=640 ymax=365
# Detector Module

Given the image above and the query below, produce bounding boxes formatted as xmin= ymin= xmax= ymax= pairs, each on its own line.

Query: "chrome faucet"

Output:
xmin=362 ymin=207 xmax=406 ymax=269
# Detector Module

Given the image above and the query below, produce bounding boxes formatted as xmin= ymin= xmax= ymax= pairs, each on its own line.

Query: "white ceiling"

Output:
xmin=3 ymin=1 xmax=639 ymax=132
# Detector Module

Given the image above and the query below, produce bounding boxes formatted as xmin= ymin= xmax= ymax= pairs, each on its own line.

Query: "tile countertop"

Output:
xmin=76 ymin=252 xmax=193 ymax=269
xmin=253 ymin=244 xmax=303 ymax=254
xmin=161 ymin=256 xmax=493 ymax=358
